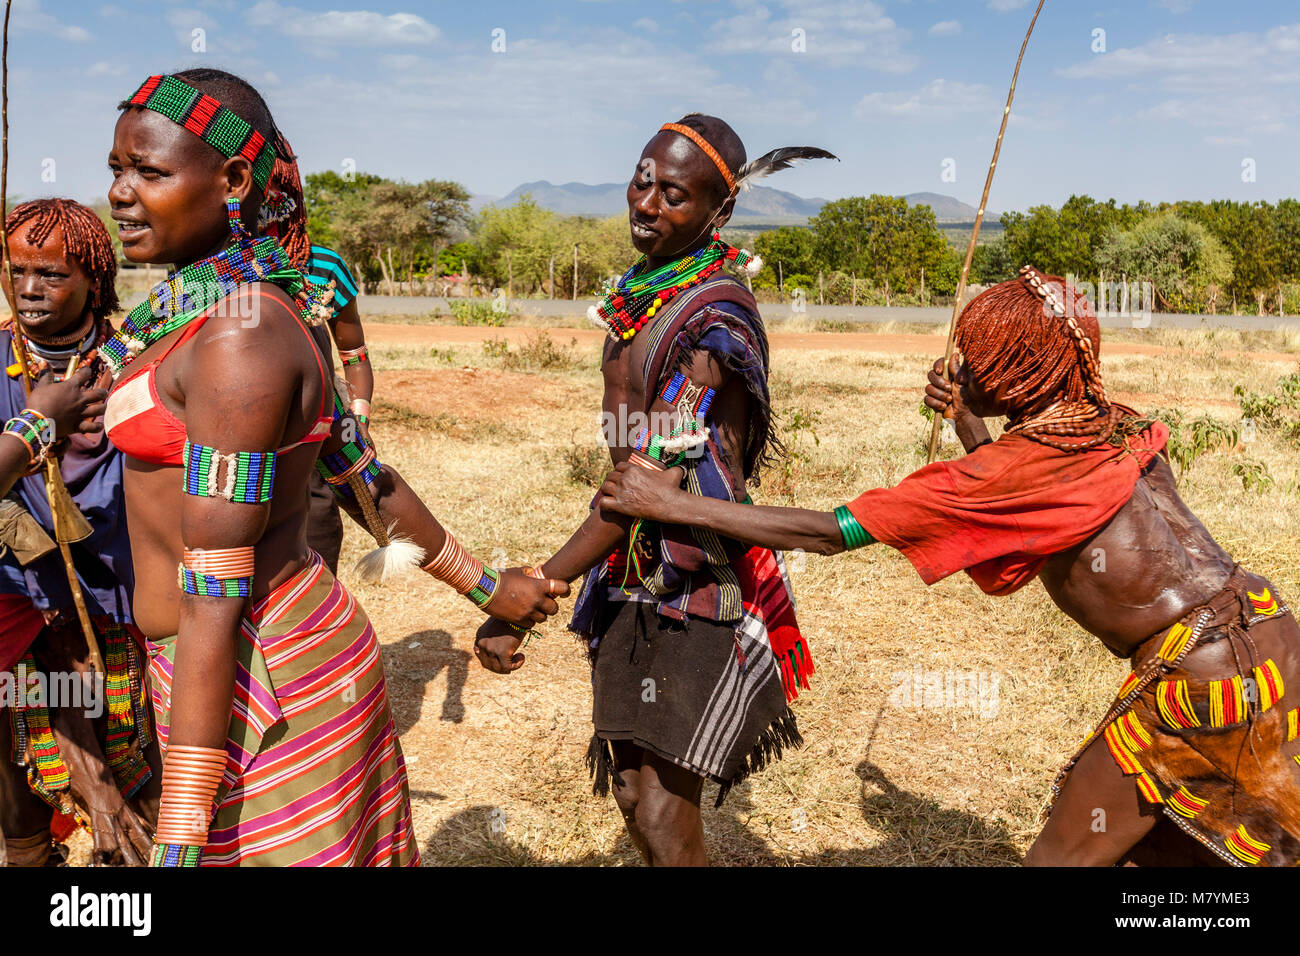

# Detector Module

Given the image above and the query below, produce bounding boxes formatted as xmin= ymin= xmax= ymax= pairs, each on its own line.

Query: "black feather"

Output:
xmin=734 ymin=146 xmax=839 ymax=191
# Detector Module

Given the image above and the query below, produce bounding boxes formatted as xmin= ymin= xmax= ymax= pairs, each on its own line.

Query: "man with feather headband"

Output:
xmin=473 ymin=115 xmax=835 ymax=865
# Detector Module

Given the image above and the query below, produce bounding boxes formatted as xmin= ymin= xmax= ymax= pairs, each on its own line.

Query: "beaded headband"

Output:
xmin=660 ymin=123 xmax=736 ymax=195
xmin=124 ymin=75 xmax=277 ymax=190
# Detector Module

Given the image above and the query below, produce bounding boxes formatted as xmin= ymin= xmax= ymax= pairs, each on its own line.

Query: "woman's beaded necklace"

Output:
xmin=102 ymin=225 xmax=331 ymax=380
xmin=588 ymin=233 xmax=761 ymax=342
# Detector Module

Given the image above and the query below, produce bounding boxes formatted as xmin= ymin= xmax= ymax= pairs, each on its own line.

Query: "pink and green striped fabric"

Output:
xmin=147 ymin=551 xmax=419 ymax=866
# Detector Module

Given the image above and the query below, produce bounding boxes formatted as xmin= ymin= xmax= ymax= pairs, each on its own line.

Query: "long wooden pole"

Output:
xmin=926 ymin=0 xmax=1046 ymax=463
xmin=0 ymin=0 xmax=105 ymax=676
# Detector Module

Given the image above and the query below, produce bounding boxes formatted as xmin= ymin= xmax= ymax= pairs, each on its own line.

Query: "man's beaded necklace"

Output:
xmin=589 ymin=233 xmax=760 ymax=342
xmin=102 ymin=231 xmax=332 ymax=380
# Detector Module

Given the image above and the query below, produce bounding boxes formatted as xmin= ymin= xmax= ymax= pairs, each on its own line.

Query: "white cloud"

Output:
xmin=704 ymin=0 xmax=917 ymax=73
xmin=1059 ymin=25 xmax=1300 ymax=136
xmin=13 ymin=0 xmax=91 ymax=41
xmin=988 ymin=0 xmax=1029 ymax=11
xmin=248 ymin=2 xmax=440 ymax=46
xmin=1155 ymin=0 xmax=1194 ymax=13
xmin=929 ymin=20 xmax=962 ymax=37
xmin=633 ymin=17 xmax=659 ymax=33
xmin=854 ymin=79 xmax=994 ymax=119
xmin=87 ymin=61 xmax=125 ymax=77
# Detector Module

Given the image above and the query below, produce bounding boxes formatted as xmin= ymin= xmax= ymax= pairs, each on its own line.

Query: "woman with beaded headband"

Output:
xmin=599 ymin=268 xmax=1300 ymax=866
xmin=474 ymin=114 xmax=835 ymax=866
xmin=0 ymin=198 xmax=160 ymax=867
xmin=103 ymin=68 xmax=565 ymax=867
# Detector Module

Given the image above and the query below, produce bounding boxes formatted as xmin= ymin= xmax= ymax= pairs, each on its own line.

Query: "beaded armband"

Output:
xmin=151 ymin=843 xmax=204 ymax=867
xmin=182 ymin=442 xmax=276 ymax=503
xmin=177 ymin=546 xmax=255 ymax=598
xmin=422 ymin=533 xmax=498 ymax=609
xmin=338 ymin=345 xmax=369 ymax=367
xmin=350 ymin=398 xmax=371 ymax=426
xmin=3 ymin=409 xmax=54 ymax=464
xmin=659 ymin=371 xmax=714 ymax=421
xmin=630 ymin=419 xmax=709 ymax=466
xmin=834 ymin=506 xmax=874 ymax=551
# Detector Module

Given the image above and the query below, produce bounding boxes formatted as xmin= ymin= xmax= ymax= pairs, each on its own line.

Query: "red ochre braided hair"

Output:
xmin=6 ymin=198 xmax=121 ymax=323
xmin=955 ymin=265 xmax=1124 ymax=451
xmin=260 ymin=129 xmax=311 ymax=267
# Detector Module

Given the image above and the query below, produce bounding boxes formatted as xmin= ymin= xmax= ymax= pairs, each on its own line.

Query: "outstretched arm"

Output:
xmin=597 ymin=460 xmax=852 ymax=556
xmin=318 ymin=388 xmax=568 ymax=628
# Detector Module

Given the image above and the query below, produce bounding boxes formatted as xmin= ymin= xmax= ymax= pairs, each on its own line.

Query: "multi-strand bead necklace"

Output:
xmin=588 ymin=234 xmax=762 ymax=342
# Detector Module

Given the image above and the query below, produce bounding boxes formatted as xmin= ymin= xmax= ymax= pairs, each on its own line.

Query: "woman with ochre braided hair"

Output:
xmin=1 ymin=199 xmax=158 ymax=866
xmin=600 ymin=269 xmax=1300 ymax=867
xmin=103 ymin=68 xmax=566 ymax=866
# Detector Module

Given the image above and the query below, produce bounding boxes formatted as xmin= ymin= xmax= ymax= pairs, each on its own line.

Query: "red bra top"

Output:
xmin=104 ymin=289 xmax=333 ymax=466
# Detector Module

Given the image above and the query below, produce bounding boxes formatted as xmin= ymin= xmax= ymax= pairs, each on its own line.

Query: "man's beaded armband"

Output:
xmin=834 ymin=506 xmax=874 ymax=551
xmin=422 ymin=533 xmax=499 ymax=611
xmin=660 ymin=371 xmax=714 ymax=420
xmin=177 ymin=546 xmax=255 ymax=598
xmin=182 ymin=441 xmax=276 ymax=503
xmin=338 ymin=345 xmax=369 ymax=368
xmin=151 ymin=744 xmax=227 ymax=868
xmin=3 ymin=409 xmax=54 ymax=465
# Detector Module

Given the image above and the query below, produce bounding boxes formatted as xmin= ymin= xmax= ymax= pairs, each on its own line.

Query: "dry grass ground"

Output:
xmin=327 ymin=321 xmax=1300 ymax=866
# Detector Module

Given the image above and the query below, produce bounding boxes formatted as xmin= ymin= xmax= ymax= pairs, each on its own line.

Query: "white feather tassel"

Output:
xmin=354 ymin=533 xmax=426 ymax=585
xmin=743 ymin=255 xmax=763 ymax=278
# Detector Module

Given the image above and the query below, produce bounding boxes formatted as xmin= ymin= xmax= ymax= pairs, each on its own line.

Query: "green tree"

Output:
xmin=303 ymin=169 xmax=386 ymax=249
xmin=1173 ymin=200 xmax=1277 ymax=308
xmin=809 ymin=194 xmax=948 ymax=292
xmin=753 ymin=226 xmax=816 ymax=288
xmin=331 ymin=179 xmax=470 ymax=294
xmin=1096 ymin=212 xmax=1232 ymax=313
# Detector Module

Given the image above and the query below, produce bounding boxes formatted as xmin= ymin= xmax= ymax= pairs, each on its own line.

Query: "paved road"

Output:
xmin=355 ymin=294 xmax=1300 ymax=331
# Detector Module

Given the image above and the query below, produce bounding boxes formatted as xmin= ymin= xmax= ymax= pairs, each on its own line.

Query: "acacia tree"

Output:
xmin=809 ymin=194 xmax=949 ymax=293
xmin=331 ymin=179 xmax=470 ymax=294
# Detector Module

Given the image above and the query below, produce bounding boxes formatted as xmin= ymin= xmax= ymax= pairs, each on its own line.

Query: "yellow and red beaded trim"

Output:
xmin=1247 ymin=587 xmax=1279 ymax=617
xmin=1286 ymin=706 xmax=1299 ymax=743
xmin=1102 ymin=718 xmax=1164 ymax=804
xmin=659 ymin=123 xmax=736 ymax=194
xmin=1209 ymin=674 xmax=1246 ymax=728
xmin=1254 ymin=659 xmax=1284 ymax=711
xmin=1167 ymin=785 xmax=1209 ymax=820
xmin=1224 ymin=824 xmax=1270 ymax=865
xmin=1113 ymin=711 xmax=1153 ymax=752
xmin=1117 ymin=670 xmax=1141 ymax=700
xmin=1157 ymin=621 xmax=1194 ymax=662
xmin=1156 ymin=679 xmax=1200 ymax=729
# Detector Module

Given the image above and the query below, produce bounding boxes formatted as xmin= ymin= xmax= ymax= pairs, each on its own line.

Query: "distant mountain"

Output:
xmin=902 ymin=192 xmax=985 ymax=222
xmin=470 ymin=181 xmax=987 ymax=224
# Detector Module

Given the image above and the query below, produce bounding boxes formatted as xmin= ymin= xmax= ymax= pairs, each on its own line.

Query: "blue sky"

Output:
xmin=8 ymin=0 xmax=1298 ymax=213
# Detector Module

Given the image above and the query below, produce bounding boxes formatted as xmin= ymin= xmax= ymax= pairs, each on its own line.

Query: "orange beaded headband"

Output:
xmin=659 ymin=123 xmax=736 ymax=195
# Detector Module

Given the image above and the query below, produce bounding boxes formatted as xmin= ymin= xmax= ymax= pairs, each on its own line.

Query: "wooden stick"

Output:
xmin=0 ymin=0 xmax=104 ymax=675
xmin=926 ymin=0 xmax=1046 ymax=463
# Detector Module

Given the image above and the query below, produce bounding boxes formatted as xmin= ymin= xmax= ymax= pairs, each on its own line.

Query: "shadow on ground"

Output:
xmin=382 ymin=629 xmax=471 ymax=736
xmin=419 ymin=757 xmax=1023 ymax=866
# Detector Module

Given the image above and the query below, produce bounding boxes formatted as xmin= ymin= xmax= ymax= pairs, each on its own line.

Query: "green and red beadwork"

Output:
xmin=588 ymin=234 xmax=762 ymax=342
xmin=126 ymin=75 xmax=277 ymax=189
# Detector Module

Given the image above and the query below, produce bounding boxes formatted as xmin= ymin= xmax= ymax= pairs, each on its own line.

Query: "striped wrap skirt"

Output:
xmin=147 ymin=551 xmax=419 ymax=866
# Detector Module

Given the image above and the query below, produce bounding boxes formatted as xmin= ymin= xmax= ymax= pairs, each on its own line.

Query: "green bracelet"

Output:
xmin=834 ymin=505 xmax=873 ymax=551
